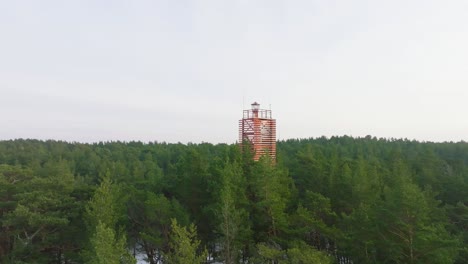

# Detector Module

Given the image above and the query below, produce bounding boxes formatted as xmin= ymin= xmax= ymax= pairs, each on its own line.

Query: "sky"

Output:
xmin=1 ymin=0 xmax=468 ymax=143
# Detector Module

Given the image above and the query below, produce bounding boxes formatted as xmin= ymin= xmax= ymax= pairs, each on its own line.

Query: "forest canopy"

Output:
xmin=0 ymin=136 xmax=466 ymax=263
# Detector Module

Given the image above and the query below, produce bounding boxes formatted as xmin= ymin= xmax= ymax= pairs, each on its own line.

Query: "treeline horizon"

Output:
xmin=0 ymin=136 xmax=467 ymax=263
xmin=3 ymin=134 xmax=467 ymax=145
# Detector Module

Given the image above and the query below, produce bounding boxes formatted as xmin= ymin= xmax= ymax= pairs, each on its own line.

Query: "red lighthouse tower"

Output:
xmin=239 ymin=102 xmax=276 ymax=161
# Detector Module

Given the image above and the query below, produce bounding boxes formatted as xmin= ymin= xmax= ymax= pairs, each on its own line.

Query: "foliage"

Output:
xmin=84 ymin=173 xmax=135 ymax=264
xmin=255 ymin=241 xmax=332 ymax=264
xmin=0 ymin=137 xmax=466 ymax=263
xmin=90 ymin=221 xmax=134 ymax=264
xmin=165 ymin=219 xmax=207 ymax=264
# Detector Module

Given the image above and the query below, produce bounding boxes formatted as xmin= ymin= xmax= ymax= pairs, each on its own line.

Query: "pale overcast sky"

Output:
xmin=1 ymin=0 xmax=468 ymax=143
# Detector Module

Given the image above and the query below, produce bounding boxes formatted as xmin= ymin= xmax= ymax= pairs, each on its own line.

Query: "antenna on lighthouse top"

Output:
xmin=241 ymin=86 xmax=245 ymax=110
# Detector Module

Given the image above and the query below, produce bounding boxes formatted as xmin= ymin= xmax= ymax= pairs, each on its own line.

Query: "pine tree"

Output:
xmin=166 ymin=219 xmax=207 ymax=264
xmin=217 ymin=162 xmax=250 ymax=264
xmin=84 ymin=172 xmax=135 ymax=264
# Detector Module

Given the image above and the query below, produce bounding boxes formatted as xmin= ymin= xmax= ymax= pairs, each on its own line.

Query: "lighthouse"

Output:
xmin=239 ymin=102 xmax=276 ymax=161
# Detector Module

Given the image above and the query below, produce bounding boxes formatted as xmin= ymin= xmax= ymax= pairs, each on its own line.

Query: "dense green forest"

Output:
xmin=0 ymin=137 xmax=467 ymax=263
